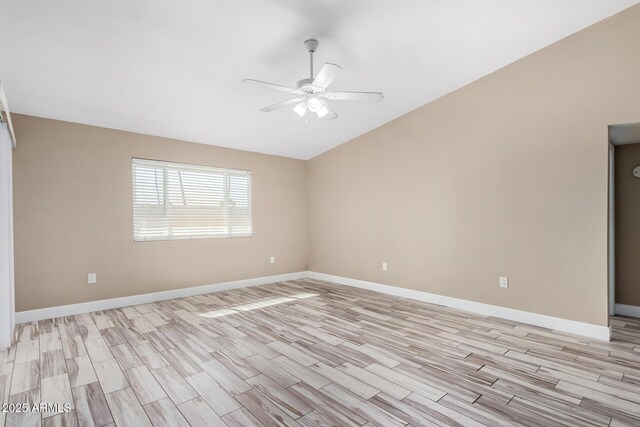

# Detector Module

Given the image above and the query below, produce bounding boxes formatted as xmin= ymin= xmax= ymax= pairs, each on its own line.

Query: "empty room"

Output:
xmin=2 ymin=1 xmax=640 ymax=426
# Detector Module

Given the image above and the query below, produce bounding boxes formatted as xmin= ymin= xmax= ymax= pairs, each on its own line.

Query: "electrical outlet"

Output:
xmin=499 ymin=276 xmax=509 ymax=288
xmin=270 ymin=256 xmax=276 ymax=264
xmin=382 ymin=262 xmax=388 ymax=272
xmin=88 ymin=273 xmax=97 ymax=284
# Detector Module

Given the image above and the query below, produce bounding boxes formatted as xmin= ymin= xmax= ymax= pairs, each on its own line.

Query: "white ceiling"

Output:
xmin=1 ymin=0 xmax=637 ymax=159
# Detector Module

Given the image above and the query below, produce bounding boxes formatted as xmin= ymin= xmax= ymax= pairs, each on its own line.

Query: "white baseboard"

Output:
xmin=615 ymin=303 xmax=640 ymax=318
xmin=308 ymin=272 xmax=611 ymax=341
xmin=15 ymin=270 xmax=611 ymax=342
xmin=15 ymin=271 xmax=310 ymax=324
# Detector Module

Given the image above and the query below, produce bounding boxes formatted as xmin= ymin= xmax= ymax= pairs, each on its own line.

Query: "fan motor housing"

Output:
xmin=297 ymin=78 xmax=324 ymax=94
xmin=297 ymin=78 xmax=313 ymax=88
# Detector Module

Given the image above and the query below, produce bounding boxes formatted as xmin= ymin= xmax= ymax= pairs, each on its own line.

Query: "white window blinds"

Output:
xmin=132 ymin=158 xmax=252 ymax=241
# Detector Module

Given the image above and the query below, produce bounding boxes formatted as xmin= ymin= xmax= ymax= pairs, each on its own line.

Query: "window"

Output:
xmin=132 ymin=158 xmax=252 ymax=241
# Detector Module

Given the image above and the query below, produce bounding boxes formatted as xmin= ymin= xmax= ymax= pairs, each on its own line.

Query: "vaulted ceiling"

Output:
xmin=1 ymin=0 xmax=637 ymax=159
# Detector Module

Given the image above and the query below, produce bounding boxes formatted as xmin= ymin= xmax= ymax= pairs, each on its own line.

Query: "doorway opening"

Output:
xmin=609 ymin=122 xmax=640 ymax=319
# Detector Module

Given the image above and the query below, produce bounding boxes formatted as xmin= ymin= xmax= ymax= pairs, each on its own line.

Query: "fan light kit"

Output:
xmin=243 ymin=39 xmax=383 ymax=120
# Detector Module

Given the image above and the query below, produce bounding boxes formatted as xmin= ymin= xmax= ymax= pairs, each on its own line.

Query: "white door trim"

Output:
xmin=609 ymin=142 xmax=616 ymax=315
xmin=0 ymin=123 xmax=15 ymax=349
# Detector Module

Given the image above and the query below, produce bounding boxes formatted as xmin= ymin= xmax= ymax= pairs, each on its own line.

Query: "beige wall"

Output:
xmin=12 ymin=6 xmax=640 ymax=325
xmin=12 ymin=114 xmax=308 ymax=311
xmin=308 ymin=5 xmax=640 ymax=326
xmin=615 ymin=143 xmax=640 ymax=307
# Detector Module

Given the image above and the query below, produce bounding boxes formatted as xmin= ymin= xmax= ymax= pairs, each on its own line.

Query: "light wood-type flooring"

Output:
xmin=1 ymin=278 xmax=640 ymax=426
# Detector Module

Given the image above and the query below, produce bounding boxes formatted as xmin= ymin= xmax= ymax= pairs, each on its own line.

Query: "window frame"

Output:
xmin=131 ymin=157 xmax=253 ymax=242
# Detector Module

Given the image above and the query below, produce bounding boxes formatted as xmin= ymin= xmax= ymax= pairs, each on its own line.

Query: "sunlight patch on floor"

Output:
xmin=198 ymin=292 xmax=318 ymax=318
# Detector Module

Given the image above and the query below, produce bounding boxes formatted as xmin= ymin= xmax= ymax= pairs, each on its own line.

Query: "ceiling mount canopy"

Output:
xmin=243 ymin=39 xmax=384 ymax=121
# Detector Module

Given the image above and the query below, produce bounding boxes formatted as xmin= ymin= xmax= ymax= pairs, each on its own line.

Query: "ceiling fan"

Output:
xmin=243 ymin=39 xmax=383 ymax=120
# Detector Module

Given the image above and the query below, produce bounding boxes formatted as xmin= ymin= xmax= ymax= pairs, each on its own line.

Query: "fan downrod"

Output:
xmin=300 ymin=39 xmax=320 ymax=88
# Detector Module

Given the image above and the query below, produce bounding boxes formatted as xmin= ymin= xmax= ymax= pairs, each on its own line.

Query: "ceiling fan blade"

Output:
xmin=243 ymin=79 xmax=297 ymax=93
xmin=312 ymin=63 xmax=343 ymax=89
xmin=324 ymin=91 xmax=384 ymax=102
xmin=260 ymin=97 xmax=305 ymax=112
